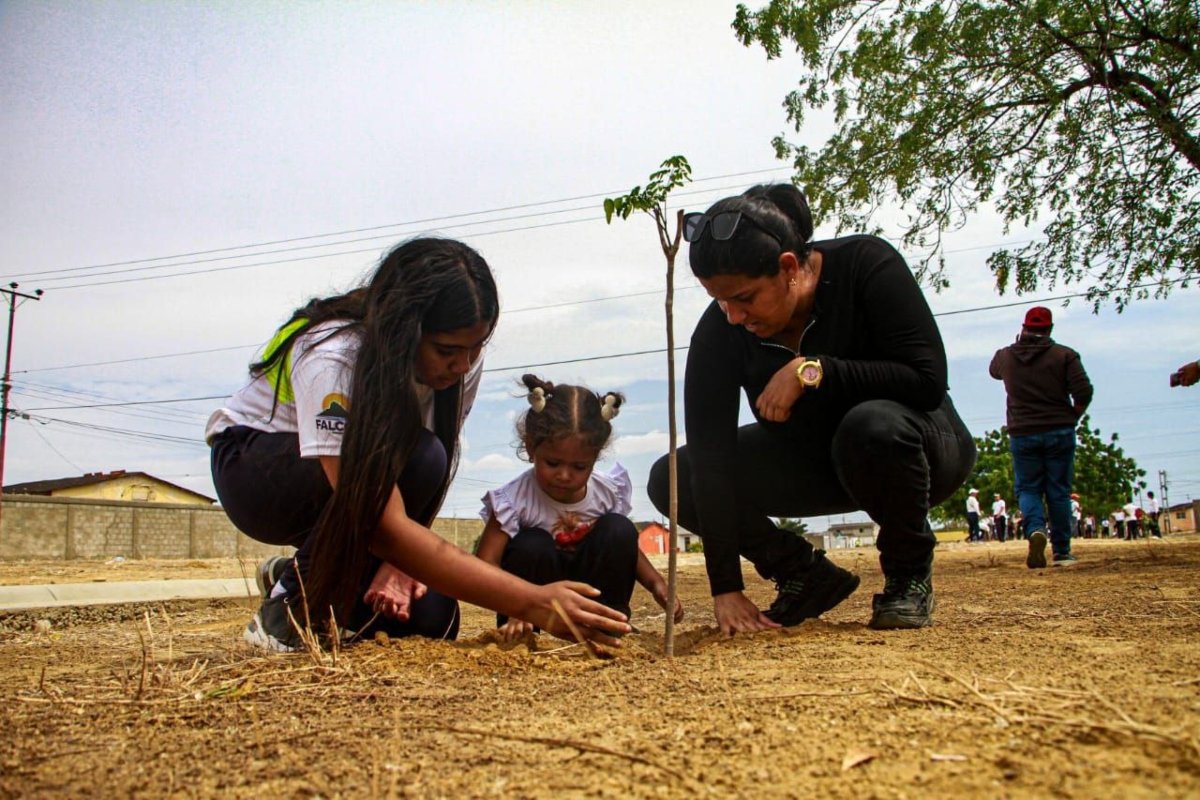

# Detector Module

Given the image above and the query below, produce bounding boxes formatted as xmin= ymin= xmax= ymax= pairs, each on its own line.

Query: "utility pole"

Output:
xmin=1159 ymin=469 xmax=1170 ymax=535
xmin=0 ymin=282 xmax=44 ymax=513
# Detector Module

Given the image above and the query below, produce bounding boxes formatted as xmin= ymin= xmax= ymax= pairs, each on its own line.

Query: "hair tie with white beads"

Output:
xmin=528 ymin=387 xmax=547 ymax=413
xmin=600 ymin=393 xmax=620 ymax=421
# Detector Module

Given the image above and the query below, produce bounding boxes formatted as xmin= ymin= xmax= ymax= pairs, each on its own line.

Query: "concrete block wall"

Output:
xmin=0 ymin=495 xmax=485 ymax=561
xmin=0 ymin=495 xmax=288 ymax=561
xmin=429 ymin=516 xmax=485 ymax=552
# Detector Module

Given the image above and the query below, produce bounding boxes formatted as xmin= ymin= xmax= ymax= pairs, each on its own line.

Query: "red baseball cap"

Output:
xmin=1023 ymin=306 xmax=1053 ymax=329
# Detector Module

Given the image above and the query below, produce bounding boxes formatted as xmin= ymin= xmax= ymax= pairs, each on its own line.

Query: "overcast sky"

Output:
xmin=2 ymin=2 xmax=1196 ymax=530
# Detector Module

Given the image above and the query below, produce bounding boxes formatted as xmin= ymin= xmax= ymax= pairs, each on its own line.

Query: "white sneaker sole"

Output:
xmin=243 ymin=611 xmax=297 ymax=653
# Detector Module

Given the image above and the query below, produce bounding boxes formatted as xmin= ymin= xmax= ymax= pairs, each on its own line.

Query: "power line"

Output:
xmin=20 ymin=257 xmax=1176 ymax=377
xmin=7 ymin=170 xmax=790 ymax=287
xmin=12 ymin=277 xmax=1198 ymax=411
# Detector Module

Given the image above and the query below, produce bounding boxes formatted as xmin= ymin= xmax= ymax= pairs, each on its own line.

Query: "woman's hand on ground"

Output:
xmin=650 ymin=580 xmax=685 ymax=623
xmin=713 ymin=591 xmax=781 ymax=636
xmin=363 ymin=562 xmax=427 ymax=621
xmin=755 ymin=361 xmax=804 ymax=422
xmin=534 ymin=581 xmax=631 ymax=647
xmin=497 ymin=618 xmax=535 ymax=643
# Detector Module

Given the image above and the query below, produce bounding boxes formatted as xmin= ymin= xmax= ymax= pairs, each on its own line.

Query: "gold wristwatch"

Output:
xmin=796 ymin=358 xmax=823 ymax=389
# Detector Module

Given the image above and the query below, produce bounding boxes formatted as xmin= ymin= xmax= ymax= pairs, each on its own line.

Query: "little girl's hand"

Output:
xmin=497 ymin=618 xmax=535 ymax=643
xmin=651 ymin=582 xmax=685 ymax=623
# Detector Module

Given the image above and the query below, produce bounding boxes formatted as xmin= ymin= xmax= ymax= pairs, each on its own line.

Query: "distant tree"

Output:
xmin=777 ymin=517 xmax=809 ymax=535
xmin=930 ymin=428 xmax=1013 ymax=527
xmin=932 ymin=416 xmax=1147 ymax=524
xmin=733 ymin=0 xmax=1200 ymax=305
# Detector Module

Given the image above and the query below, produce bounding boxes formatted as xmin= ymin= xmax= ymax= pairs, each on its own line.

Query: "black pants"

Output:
xmin=966 ymin=512 xmax=980 ymax=541
xmin=648 ymin=397 xmax=975 ymax=581
xmin=210 ymin=425 xmax=460 ymax=640
xmin=497 ymin=513 xmax=639 ymax=623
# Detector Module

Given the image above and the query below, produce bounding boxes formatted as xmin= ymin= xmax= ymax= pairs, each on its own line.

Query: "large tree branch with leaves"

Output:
xmin=734 ymin=0 xmax=1199 ymax=307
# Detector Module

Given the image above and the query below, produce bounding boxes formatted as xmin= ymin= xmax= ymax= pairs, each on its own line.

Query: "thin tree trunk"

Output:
xmin=664 ymin=244 xmax=678 ymax=657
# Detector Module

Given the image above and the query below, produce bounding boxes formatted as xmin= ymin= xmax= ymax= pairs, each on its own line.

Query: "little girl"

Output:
xmin=476 ymin=374 xmax=683 ymax=641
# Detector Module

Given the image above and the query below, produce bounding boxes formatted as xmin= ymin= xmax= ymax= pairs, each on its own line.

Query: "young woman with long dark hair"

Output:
xmin=207 ymin=238 xmax=629 ymax=651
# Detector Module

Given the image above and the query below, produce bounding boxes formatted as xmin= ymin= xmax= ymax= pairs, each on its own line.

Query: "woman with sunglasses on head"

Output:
xmin=647 ymin=184 xmax=975 ymax=635
xmin=208 ymin=238 xmax=630 ymax=652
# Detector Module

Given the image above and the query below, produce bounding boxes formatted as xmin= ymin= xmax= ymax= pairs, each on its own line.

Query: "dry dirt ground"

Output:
xmin=2 ymin=537 xmax=1199 ymax=799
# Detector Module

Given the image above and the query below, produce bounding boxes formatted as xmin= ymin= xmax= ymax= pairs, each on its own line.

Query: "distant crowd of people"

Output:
xmin=967 ymin=489 xmax=1164 ymax=543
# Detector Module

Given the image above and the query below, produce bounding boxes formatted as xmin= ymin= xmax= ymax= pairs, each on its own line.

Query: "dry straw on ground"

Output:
xmin=3 ymin=538 xmax=1200 ymax=798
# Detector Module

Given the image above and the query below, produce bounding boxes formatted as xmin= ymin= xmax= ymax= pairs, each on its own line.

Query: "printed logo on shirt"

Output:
xmin=552 ymin=511 xmax=595 ymax=549
xmin=315 ymin=393 xmax=349 ymax=434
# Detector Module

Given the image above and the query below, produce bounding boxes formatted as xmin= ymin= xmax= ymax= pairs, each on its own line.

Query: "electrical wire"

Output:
xmin=1 ymin=167 xmax=788 ymax=281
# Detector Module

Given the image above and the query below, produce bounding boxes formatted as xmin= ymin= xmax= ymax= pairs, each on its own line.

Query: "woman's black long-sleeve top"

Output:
xmin=684 ymin=235 xmax=950 ymax=595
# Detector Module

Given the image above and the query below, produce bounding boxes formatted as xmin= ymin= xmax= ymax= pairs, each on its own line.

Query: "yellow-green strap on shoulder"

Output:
xmin=260 ymin=317 xmax=309 ymax=405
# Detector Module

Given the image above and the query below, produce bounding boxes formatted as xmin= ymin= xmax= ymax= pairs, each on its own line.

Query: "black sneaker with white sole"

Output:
xmin=254 ymin=555 xmax=293 ymax=599
xmin=868 ymin=571 xmax=935 ymax=630
xmin=763 ymin=551 xmax=861 ymax=627
xmin=243 ymin=594 xmax=303 ymax=653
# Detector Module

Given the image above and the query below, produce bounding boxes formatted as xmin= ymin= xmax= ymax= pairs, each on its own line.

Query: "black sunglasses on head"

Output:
xmin=682 ymin=210 xmax=783 ymax=246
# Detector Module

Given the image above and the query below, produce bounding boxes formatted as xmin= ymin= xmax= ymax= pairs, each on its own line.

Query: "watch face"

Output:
xmin=801 ymin=365 xmax=820 ymax=382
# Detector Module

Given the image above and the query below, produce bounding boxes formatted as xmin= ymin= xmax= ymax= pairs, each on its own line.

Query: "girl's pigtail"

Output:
xmin=522 ymin=373 xmax=554 ymax=413
xmin=600 ymin=392 xmax=622 ymax=421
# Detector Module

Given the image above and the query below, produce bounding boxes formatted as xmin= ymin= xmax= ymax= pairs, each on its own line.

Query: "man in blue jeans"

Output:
xmin=989 ymin=307 xmax=1093 ymax=568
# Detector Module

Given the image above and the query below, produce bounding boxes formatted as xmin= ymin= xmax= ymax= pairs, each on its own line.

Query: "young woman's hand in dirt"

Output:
xmin=755 ymin=359 xmax=805 ymax=422
xmin=713 ymin=591 xmax=781 ymax=636
xmin=533 ymin=581 xmax=630 ymax=647
xmin=497 ymin=618 xmax=535 ymax=643
xmin=650 ymin=579 xmax=685 ymax=623
xmin=363 ymin=562 xmax=427 ymax=621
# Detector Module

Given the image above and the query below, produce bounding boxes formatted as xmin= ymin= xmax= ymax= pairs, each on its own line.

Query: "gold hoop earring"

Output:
xmin=789 ymin=279 xmax=797 ymax=287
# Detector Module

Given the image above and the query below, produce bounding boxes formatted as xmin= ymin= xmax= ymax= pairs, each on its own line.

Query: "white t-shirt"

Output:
xmin=480 ymin=463 xmax=632 ymax=547
xmin=1123 ymin=502 xmax=1138 ymax=518
xmin=1071 ymin=499 xmax=1082 ymax=519
xmin=966 ymin=496 xmax=980 ymax=514
xmin=1147 ymin=498 xmax=1160 ymax=514
xmin=992 ymin=499 xmax=1006 ymax=516
xmin=205 ymin=320 xmax=483 ymax=457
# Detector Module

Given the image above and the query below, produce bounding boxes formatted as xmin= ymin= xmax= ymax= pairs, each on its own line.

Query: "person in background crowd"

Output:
xmin=991 ymin=493 xmax=1008 ymax=543
xmin=1070 ymin=493 xmax=1083 ymax=538
xmin=966 ymin=488 xmax=982 ymax=542
xmin=1084 ymin=514 xmax=1096 ymax=539
xmin=1113 ymin=508 xmax=1127 ymax=540
xmin=1145 ymin=491 xmax=1162 ymax=538
xmin=1123 ymin=500 xmax=1140 ymax=540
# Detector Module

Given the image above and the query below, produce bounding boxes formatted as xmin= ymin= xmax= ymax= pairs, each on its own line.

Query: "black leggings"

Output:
xmin=498 ymin=513 xmax=639 ymax=623
xmin=210 ymin=425 xmax=460 ymax=640
xmin=648 ymin=397 xmax=975 ymax=580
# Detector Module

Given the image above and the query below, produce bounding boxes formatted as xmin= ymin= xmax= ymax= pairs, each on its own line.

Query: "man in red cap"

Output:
xmin=990 ymin=307 xmax=1093 ymax=568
